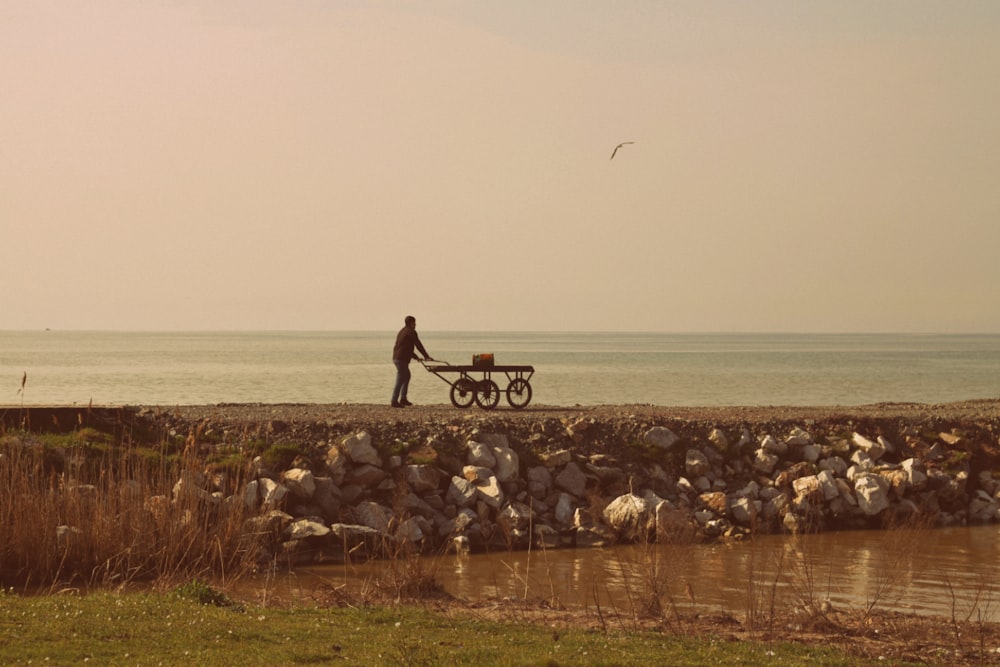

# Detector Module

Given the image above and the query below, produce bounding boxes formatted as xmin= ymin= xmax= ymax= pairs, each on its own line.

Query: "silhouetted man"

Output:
xmin=391 ymin=315 xmax=431 ymax=407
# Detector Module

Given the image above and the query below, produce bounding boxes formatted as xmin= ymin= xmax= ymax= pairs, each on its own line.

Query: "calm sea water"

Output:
xmin=1 ymin=331 xmax=998 ymax=407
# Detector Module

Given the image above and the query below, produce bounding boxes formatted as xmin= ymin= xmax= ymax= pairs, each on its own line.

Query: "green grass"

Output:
xmin=0 ymin=589 xmax=877 ymax=666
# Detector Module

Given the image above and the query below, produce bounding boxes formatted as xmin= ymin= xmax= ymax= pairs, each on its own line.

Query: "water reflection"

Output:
xmin=255 ymin=525 xmax=1000 ymax=621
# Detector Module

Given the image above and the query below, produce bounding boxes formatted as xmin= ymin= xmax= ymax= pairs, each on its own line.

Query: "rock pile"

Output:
xmin=158 ymin=414 xmax=1000 ymax=565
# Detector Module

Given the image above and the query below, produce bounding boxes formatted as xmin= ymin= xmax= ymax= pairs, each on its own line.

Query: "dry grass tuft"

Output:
xmin=0 ymin=431 xmax=263 ymax=591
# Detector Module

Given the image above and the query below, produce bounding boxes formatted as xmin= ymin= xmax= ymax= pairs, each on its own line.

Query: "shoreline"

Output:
xmin=4 ymin=398 xmax=1000 ymax=567
xmin=5 ymin=396 xmax=1000 ymax=422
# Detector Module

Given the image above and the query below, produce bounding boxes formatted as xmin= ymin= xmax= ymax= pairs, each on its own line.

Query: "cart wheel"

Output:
xmin=474 ymin=379 xmax=501 ymax=410
xmin=506 ymin=379 xmax=532 ymax=409
xmin=449 ymin=378 xmax=476 ymax=409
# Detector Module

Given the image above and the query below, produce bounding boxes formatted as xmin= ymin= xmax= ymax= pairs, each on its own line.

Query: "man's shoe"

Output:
xmin=400 ymin=400 xmax=413 ymax=407
xmin=391 ymin=401 xmax=403 ymax=408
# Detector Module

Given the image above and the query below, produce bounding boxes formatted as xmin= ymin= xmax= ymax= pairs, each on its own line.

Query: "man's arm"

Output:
xmin=413 ymin=335 xmax=431 ymax=360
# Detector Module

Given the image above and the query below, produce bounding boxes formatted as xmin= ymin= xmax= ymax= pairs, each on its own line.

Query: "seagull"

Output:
xmin=610 ymin=141 xmax=634 ymax=160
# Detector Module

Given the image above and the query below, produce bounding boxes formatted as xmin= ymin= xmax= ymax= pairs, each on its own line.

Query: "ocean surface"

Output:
xmin=1 ymin=331 xmax=998 ymax=407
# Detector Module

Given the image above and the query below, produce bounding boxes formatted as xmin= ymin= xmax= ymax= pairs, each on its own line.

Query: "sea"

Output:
xmin=1 ymin=331 xmax=998 ymax=407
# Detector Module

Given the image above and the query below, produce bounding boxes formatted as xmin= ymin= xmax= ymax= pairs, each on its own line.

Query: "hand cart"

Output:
xmin=420 ymin=359 xmax=534 ymax=410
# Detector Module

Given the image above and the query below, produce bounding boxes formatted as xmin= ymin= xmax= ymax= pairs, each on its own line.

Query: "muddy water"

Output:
xmin=250 ymin=525 xmax=1000 ymax=621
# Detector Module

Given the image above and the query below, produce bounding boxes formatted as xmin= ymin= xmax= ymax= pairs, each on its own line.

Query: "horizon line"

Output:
xmin=2 ymin=328 xmax=999 ymax=336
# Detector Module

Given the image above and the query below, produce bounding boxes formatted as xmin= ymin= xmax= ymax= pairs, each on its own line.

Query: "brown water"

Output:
xmin=251 ymin=525 xmax=1000 ymax=620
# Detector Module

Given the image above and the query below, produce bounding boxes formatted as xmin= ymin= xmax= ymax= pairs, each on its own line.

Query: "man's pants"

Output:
xmin=391 ymin=360 xmax=411 ymax=404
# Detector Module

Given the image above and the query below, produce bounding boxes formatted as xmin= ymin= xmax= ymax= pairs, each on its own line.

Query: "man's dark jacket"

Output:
xmin=393 ymin=326 xmax=429 ymax=363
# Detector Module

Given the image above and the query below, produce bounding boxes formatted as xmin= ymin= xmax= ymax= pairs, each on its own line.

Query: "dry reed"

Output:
xmin=0 ymin=431 xmax=263 ymax=591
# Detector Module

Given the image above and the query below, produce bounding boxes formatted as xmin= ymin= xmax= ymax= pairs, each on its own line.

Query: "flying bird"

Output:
xmin=610 ymin=141 xmax=634 ymax=160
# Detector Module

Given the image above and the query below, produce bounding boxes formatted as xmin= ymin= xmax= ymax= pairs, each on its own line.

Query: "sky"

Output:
xmin=2 ymin=1 xmax=999 ymax=333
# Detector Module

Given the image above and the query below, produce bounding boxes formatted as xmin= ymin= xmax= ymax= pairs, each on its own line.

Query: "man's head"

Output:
xmin=404 ymin=315 xmax=416 ymax=328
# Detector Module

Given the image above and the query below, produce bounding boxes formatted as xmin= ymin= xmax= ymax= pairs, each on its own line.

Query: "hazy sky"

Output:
xmin=3 ymin=1 xmax=999 ymax=333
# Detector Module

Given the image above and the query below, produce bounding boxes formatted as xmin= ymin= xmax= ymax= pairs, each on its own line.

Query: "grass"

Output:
xmin=0 ymin=588 xmax=871 ymax=666
xmin=0 ymin=431 xmax=262 ymax=591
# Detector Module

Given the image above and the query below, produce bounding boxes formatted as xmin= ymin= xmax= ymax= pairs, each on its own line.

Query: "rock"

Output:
xmin=760 ymin=434 xmax=787 ymax=456
xmin=244 ymin=510 xmax=293 ymax=540
xmin=329 ymin=523 xmax=382 ymax=551
xmin=172 ymin=473 xmax=212 ymax=504
xmin=676 ymin=476 xmax=696 ymax=495
xmin=541 ymin=449 xmax=572 ymax=468
xmin=492 ymin=445 xmax=520 ymax=482
xmin=339 ymin=484 xmax=364 ymax=506
xmin=785 ymin=427 xmax=812 ymax=446
xmin=554 ymin=493 xmax=575 ymax=526
xmin=854 ymin=474 xmax=890 ymax=516
xmin=526 ymin=466 xmax=552 ymax=498
xmin=467 ymin=441 xmax=497 ymax=468
xmin=969 ymin=492 xmax=1000 ymax=523
xmin=346 ymin=463 xmax=386 ymax=488
xmin=463 ymin=465 xmax=492 ymax=484
xmin=699 ymin=491 xmax=728 ymax=516
xmin=282 ymin=468 xmax=315 ymax=499
xmin=818 ymin=456 xmax=848 ymax=477
xmin=603 ymin=493 xmax=652 ymax=541
xmin=342 ymin=432 xmax=380 ymax=466
xmin=243 ymin=480 xmax=260 ymax=511
xmin=533 ymin=524 xmax=560 ymax=549
xmin=283 ymin=518 xmax=330 ymax=540
xmin=475 ymin=476 xmax=505 ymax=509
xmin=566 ymin=418 xmax=591 ymax=443
xmin=730 ymin=497 xmax=761 ymax=526
xmin=924 ymin=442 xmax=947 ymax=461
xmin=849 ymin=450 xmax=874 ymax=473
xmin=654 ymin=501 xmax=693 ymax=541
xmin=438 ymin=508 xmax=477 ymax=537
xmin=446 ymin=476 xmax=478 ymax=508
xmin=325 ymin=445 xmax=348 ymax=484
xmin=817 ymin=470 xmax=840 ymax=501
xmin=707 ymin=428 xmax=729 ymax=451
xmin=764 ymin=492 xmax=789 ymax=522
xmin=939 ymin=432 xmax=962 ymax=446
xmin=497 ymin=502 xmax=534 ymax=532
xmin=736 ymin=428 xmax=754 ymax=450
xmin=644 ymin=426 xmax=679 ymax=450
xmin=735 ymin=480 xmax=760 ymax=499
xmin=395 ymin=517 xmax=425 ymax=543
xmin=312 ymin=477 xmax=341 ymax=518
xmin=555 ymin=462 xmax=588 ymax=497
xmin=792 ymin=475 xmax=821 ymax=500
xmin=880 ymin=468 xmax=910 ymax=498
xmin=258 ymin=477 xmax=288 ymax=510
xmin=354 ymin=501 xmax=394 ymax=532
xmin=400 ymin=493 xmax=436 ymax=519
xmin=801 ymin=444 xmax=822 ymax=464
xmin=685 ymin=449 xmax=710 ymax=478
xmin=753 ymin=449 xmax=779 ymax=474
xmin=404 ymin=464 xmax=440 ymax=493
xmin=693 ymin=510 xmax=715 ymax=527
xmin=852 ymin=433 xmax=886 ymax=461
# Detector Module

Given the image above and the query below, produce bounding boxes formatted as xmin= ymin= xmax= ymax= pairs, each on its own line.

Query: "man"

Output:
xmin=391 ymin=315 xmax=432 ymax=407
